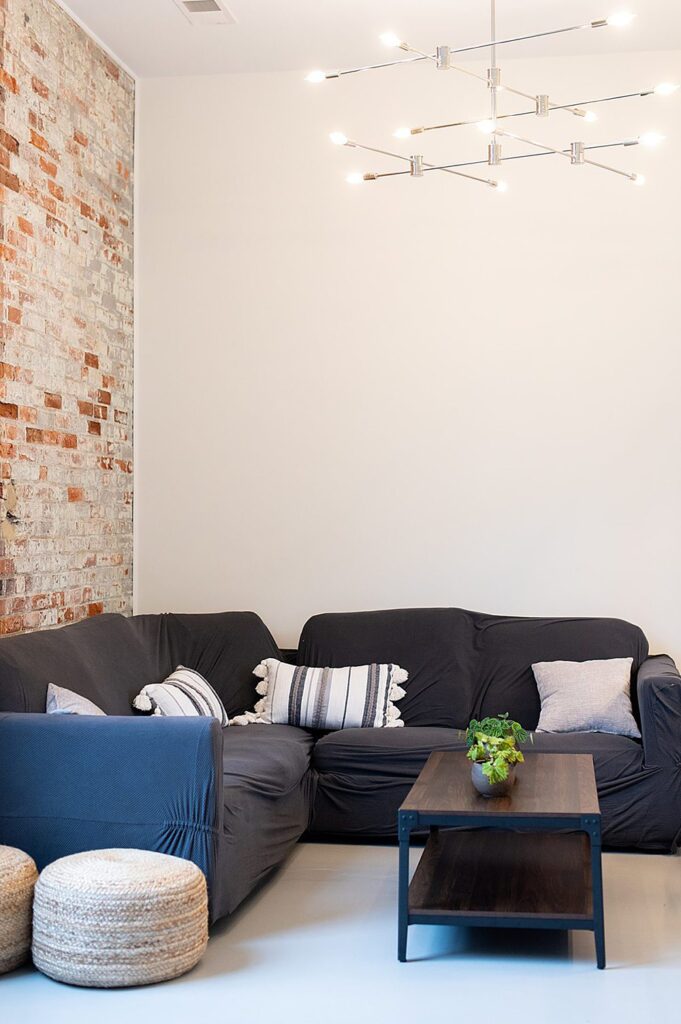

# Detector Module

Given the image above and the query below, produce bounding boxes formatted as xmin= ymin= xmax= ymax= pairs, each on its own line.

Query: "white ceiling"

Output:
xmin=62 ymin=0 xmax=681 ymax=79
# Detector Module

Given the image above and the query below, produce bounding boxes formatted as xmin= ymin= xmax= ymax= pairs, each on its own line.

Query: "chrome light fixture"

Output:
xmin=308 ymin=2 xmax=679 ymax=193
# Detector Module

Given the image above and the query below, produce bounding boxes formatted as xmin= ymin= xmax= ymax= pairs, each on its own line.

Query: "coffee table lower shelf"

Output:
xmin=408 ymin=829 xmax=593 ymax=930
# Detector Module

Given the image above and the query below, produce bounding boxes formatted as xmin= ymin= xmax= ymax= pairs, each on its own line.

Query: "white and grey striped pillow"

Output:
xmin=231 ymin=659 xmax=408 ymax=730
xmin=132 ymin=666 xmax=228 ymax=726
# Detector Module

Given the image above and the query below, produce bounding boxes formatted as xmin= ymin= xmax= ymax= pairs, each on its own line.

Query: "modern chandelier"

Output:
xmin=305 ymin=2 xmax=679 ymax=193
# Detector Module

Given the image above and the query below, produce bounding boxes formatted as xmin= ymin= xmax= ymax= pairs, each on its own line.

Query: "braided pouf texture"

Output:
xmin=0 ymin=846 xmax=39 ymax=974
xmin=32 ymin=849 xmax=208 ymax=988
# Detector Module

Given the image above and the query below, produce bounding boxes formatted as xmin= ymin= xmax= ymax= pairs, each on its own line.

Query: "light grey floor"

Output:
xmin=3 ymin=842 xmax=680 ymax=1024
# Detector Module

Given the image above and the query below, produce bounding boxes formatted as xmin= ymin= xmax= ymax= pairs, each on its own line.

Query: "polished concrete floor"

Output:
xmin=3 ymin=842 xmax=680 ymax=1023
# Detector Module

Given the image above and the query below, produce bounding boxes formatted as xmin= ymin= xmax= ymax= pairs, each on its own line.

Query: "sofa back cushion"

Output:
xmin=129 ymin=611 xmax=282 ymax=719
xmin=298 ymin=608 xmax=649 ymax=730
xmin=473 ymin=614 xmax=648 ymax=729
xmin=0 ymin=611 xmax=282 ymax=718
xmin=0 ymin=614 xmax=158 ymax=715
xmin=298 ymin=609 xmax=478 ymax=729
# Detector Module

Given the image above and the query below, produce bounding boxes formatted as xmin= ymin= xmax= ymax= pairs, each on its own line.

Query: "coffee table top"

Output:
xmin=400 ymin=751 xmax=600 ymax=820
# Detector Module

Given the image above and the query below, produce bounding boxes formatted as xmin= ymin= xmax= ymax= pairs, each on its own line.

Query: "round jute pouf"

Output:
xmin=32 ymin=849 xmax=208 ymax=988
xmin=0 ymin=846 xmax=38 ymax=974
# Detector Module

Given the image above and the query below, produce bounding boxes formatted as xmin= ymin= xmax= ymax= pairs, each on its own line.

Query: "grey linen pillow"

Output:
xmin=46 ymin=684 xmax=106 ymax=716
xmin=532 ymin=657 xmax=640 ymax=739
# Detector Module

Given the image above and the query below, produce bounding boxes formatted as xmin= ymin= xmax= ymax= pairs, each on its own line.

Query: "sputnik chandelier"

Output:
xmin=305 ymin=2 xmax=679 ymax=193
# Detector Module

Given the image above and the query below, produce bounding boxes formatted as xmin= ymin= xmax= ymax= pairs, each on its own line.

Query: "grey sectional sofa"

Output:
xmin=0 ymin=607 xmax=679 ymax=923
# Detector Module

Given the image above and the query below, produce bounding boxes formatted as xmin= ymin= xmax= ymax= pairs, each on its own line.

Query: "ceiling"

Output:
xmin=62 ymin=0 xmax=681 ymax=79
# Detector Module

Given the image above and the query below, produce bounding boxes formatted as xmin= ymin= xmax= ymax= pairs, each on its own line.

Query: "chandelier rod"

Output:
xmin=326 ymin=18 xmax=607 ymax=79
xmin=415 ymin=89 xmax=658 ymax=134
xmin=361 ymin=140 xmax=639 ymax=179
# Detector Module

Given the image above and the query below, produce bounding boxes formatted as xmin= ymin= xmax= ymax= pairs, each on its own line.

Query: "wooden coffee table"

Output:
xmin=398 ymin=752 xmax=605 ymax=968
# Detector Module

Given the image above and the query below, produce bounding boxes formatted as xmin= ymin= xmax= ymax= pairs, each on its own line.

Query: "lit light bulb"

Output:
xmin=584 ymin=110 xmax=598 ymax=123
xmin=329 ymin=132 xmax=349 ymax=146
xmin=494 ymin=181 xmax=509 ymax=193
xmin=305 ymin=70 xmax=326 ymax=84
xmin=346 ymin=172 xmax=364 ymax=185
xmin=477 ymin=119 xmax=496 ymax=134
xmin=393 ymin=127 xmax=412 ymax=139
xmin=655 ymin=82 xmax=679 ymax=96
xmin=380 ymin=31 xmax=402 ymax=48
xmin=606 ymin=12 xmax=635 ymax=28
xmin=632 ymin=174 xmax=646 ymax=186
xmin=638 ymin=132 xmax=665 ymax=147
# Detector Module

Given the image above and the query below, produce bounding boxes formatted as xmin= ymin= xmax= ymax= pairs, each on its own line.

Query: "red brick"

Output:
xmin=8 ymin=307 xmax=21 ymax=324
xmin=30 ymin=130 xmax=50 ymax=152
xmin=73 ymin=130 xmax=88 ymax=147
xmin=39 ymin=156 xmax=57 ymax=178
xmin=87 ymin=420 xmax=101 ymax=435
xmin=0 ymin=402 xmax=18 ymax=419
xmin=0 ymin=167 xmax=20 ymax=192
xmin=0 ymin=128 xmax=19 ymax=154
xmin=32 ymin=76 xmax=49 ymax=99
xmin=68 ymin=487 xmax=85 ymax=502
xmin=17 ymin=216 xmax=33 ymax=236
xmin=44 ymin=392 xmax=62 ymax=409
xmin=97 ymin=389 xmax=111 ymax=405
xmin=88 ymin=602 xmax=104 ymax=617
xmin=78 ymin=400 xmax=94 ymax=416
xmin=84 ymin=352 xmax=99 ymax=368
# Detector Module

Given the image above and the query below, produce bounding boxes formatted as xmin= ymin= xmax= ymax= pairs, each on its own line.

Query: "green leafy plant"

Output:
xmin=465 ymin=714 xmax=529 ymax=785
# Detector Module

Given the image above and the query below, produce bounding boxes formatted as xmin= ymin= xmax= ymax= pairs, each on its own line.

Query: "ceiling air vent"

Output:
xmin=173 ymin=0 xmax=237 ymax=25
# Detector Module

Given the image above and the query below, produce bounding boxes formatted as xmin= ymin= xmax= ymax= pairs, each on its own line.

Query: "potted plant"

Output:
xmin=465 ymin=713 xmax=529 ymax=798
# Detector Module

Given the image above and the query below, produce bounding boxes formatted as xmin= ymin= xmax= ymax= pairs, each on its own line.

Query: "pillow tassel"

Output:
xmin=253 ymin=662 xmax=268 ymax=679
xmin=132 ymin=691 xmax=153 ymax=713
xmin=392 ymin=667 xmax=408 ymax=685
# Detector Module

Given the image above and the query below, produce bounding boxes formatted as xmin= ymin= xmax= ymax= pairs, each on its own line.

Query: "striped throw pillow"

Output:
xmin=231 ymin=659 xmax=408 ymax=729
xmin=132 ymin=666 xmax=228 ymax=726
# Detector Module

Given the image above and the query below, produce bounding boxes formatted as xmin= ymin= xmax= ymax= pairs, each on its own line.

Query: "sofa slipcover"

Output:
xmin=0 ymin=606 xmax=679 ymax=926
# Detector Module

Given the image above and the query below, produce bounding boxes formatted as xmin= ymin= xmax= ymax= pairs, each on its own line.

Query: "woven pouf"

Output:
xmin=0 ymin=846 xmax=38 ymax=974
xmin=32 ymin=849 xmax=208 ymax=988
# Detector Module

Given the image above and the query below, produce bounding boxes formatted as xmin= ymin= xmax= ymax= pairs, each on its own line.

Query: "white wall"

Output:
xmin=135 ymin=50 xmax=681 ymax=653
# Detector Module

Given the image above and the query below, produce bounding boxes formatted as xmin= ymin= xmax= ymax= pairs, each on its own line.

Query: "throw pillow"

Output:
xmin=46 ymin=684 xmax=106 ymax=716
xmin=133 ymin=666 xmax=228 ymax=726
xmin=231 ymin=659 xmax=408 ymax=729
xmin=532 ymin=657 xmax=640 ymax=739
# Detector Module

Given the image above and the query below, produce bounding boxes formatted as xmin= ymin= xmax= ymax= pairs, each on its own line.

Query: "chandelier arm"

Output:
xmin=368 ymin=140 xmax=640 ymax=178
xmin=497 ymin=129 xmax=639 ymax=179
xmin=415 ymin=89 xmax=658 ymax=135
xmin=351 ymin=140 xmax=498 ymax=187
xmin=446 ymin=21 xmax=605 ymax=57
xmin=334 ymin=55 xmax=431 ymax=78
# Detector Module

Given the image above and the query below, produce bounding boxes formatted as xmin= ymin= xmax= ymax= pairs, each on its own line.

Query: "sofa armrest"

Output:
xmin=637 ymin=656 xmax=681 ymax=768
xmin=0 ymin=714 xmax=223 ymax=909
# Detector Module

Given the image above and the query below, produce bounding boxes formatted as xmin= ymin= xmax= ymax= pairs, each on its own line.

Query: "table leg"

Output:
xmin=398 ymin=818 xmax=410 ymax=963
xmin=590 ymin=825 xmax=606 ymax=969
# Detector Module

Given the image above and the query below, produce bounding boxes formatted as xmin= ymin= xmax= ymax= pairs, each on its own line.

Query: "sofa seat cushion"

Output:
xmin=310 ymin=726 xmax=646 ymax=841
xmin=223 ymin=724 xmax=313 ymax=797
xmin=313 ymin=727 xmax=467 ymax=778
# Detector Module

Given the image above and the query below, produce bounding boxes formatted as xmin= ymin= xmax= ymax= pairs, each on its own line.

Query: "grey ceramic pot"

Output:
xmin=471 ymin=762 xmax=516 ymax=798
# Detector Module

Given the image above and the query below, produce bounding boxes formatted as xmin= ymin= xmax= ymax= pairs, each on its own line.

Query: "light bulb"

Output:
xmin=329 ymin=132 xmax=348 ymax=146
xmin=655 ymin=82 xmax=679 ymax=96
xmin=393 ymin=127 xmax=412 ymax=139
xmin=584 ymin=110 xmax=598 ymax=123
xmin=477 ymin=119 xmax=496 ymax=134
xmin=380 ymin=31 xmax=402 ymax=48
xmin=494 ymin=181 xmax=509 ymax=193
xmin=346 ymin=172 xmax=364 ymax=185
xmin=606 ymin=12 xmax=635 ymax=28
xmin=638 ymin=132 xmax=665 ymax=147
xmin=632 ymin=174 xmax=646 ymax=186
xmin=305 ymin=70 xmax=326 ymax=84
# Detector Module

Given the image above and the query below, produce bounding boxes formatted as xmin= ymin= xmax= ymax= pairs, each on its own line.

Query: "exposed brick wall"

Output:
xmin=0 ymin=0 xmax=134 ymax=634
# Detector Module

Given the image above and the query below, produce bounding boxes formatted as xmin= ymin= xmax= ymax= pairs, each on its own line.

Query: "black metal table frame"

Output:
xmin=397 ymin=808 xmax=605 ymax=968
